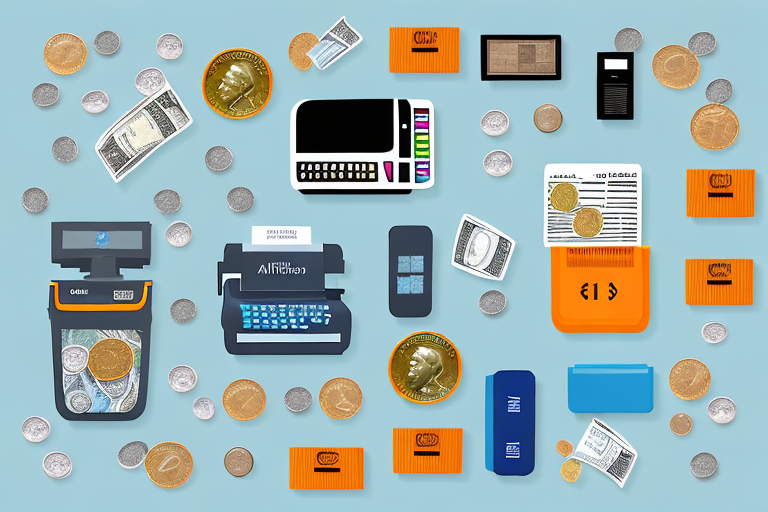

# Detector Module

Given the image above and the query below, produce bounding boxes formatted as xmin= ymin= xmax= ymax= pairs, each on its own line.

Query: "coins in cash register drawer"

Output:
xmin=205 ymin=146 xmax=233 ymax=172
xmin=193 ymin=397 xmax=215 ymax=420
xmin=223 ymin=379 xmax=266 ymax=421
xmin=225 ymin=447 xmax=254 ymax=477
xmin=227 ymin=187 xmax=254 ymax=213
xmin=135 ymin=68 xmax=166 ymax=96
xmin=560 ymin=459 xmax=581 ymax=482
xmin=614 ymin=27 xmax=643 ymax=52
xmin=168 ymin=365 xmax=197 ymax=393
xmin=118 ymin=441 xmax=149 ymax=469
xmin=653 ymin=45 xmax=700 ymax=89
xmin=165 ymin=221 xmax=192 ymax=247
xmin=32 ymin=83 xmax=59 ymax=107
xmin=572 ymin=208 xmax=603 ymax=237
xmin=479 ymin=290 xmax=506 ymax=315
xmin=670 ymin=413 xmax=692 ymax=435
xmin=319 ymin=378 xmax=362 ymax=419
xmin=44 ymin=33 xmax=87 ymax=75
xmin=170 ymin=298 xmax=197 ymax=323
xmin=691 ymin=104 xmax=739 ymax=150
xmin=93 ymin=30 xmax=121 ymax=55
xmin=81 ymin=90 xmax=109 ymax=114
xmin=533 ymin=104 xmax=562 ymax=132
xmin=43 ymin=452 xmax=72 ymax=479
xmin=22 ymin=187 xmax=49 ymax=213
xmin=688 ymin=32 xmax=716 ymax=57
xmin=483 ymin=150 xmax=513 ymax=177
xmin=65 ymin=390 xmax=92 ymax=414
xmin=550 ymin=183 xmax=578 ymax=212
xmin=480 ymin=110 xmax=509 ymax=136
xmin=21 ymin=416 xmax=50 ymax=443
xmin=145 ymin=443 xmax=193 ymax=488
xmin=389 ymin=332 xmax=462 ymax=404
xmin=690 ymin=452 xmax=717 ymax=478
xmin=51 ymin=136 xmax=78 ymax=162
xmin=284 ymin=387 xmax=312 ymax=413
xmin=89 ymin=338 xmax=134 ymax=381
xmin=289 ymin=33 xmax=318 ymax=70
xmin=154 ymin=189 xmax=181 ymax=214
xmin=556 ymin=440 xmax=573 ymax=457
xmin=669 ymin=359 xmax=710 ymax=400
xmin=61 ymin=344 xmax=89 ymax=374
xmin=705 ymin=79 xmax=732 ymax=104
xmin=701 ymin=321 xmax=727 ymax=344
xmin=156 ymin=33 xmax=183 ymax=59
xmin=708 ymin=397 xmax=736 ymax=424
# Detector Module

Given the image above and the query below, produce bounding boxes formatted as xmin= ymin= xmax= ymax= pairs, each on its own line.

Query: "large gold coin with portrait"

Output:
xmin=145 ymin=442 xmax=193 ymax=489
xmin=203 ymin=48 xmax=273 ymax=119
xmin=222 ymin=379 xmax=266 ymax=420
xmin=389 ymin=331 xmax=462 ymax=404
xmin=87 ymin=338 xmax=134 ymax=381
xmin=319 ymin=377 xmax=363 ymax=419
xmin=44 ymin=33 xmax=87 ymax=75
xmin=690 ymin=103 xmax=739 ymax=150
xmin=669 ymin=359 xmax=710 ymax=401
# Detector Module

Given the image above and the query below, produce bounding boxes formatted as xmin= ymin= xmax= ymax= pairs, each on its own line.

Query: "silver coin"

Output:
xmin=43 ymin=452 xmax=72 ymax=479
xmin=227 ymin=187 xmax=254 ymax=213
xmin=65 ymin=390 xmax=92 ymax=414
xmin=690 ymin=452 xmax=718 ymax=478
xmin=205 ymin=146 xmax=233 ymax=172
xmin=688 ymin=32 xmax=716 ymax=56
xmin=117 ymin=441 xmax=148 ymax=469
xmin=135 ymin=67 xmax=166 ymax=96
xmin=100 ymin=373 xmax=131 ymax=399
xmin=32 ymin=83 xmax=59 ymax=107
xmin=94 ymin=30 xmax=121 ymax=55
xmin=701 ymin=321 xmax=728 ymax=344
xmin=193 ymin=397 xmax=215 ymax=420
xmin=284 ymin=387 xmax=312 ymax=413
xmin=483 ymin=150 xmax=513 ymax=177
xmin=705 ymin=79 xmax=732 ymax=104
xmin=480 ymin=110 xmax=509 ymax=136
xmin=51 ymin=136 xmax=78 ymax=162
xmin=61 ymin=345 xmax=89 ymax=374
xmin=81 ymin=90 xmax=109 ymax=114
xmin=168 ymin=365 xmax=197 ymax=393
xmin=156 ymin=33 xmax=183 ymax=59
xmin=170 ymin=298 xmax=197 ymax=323
xmin=165 ymin=221 xmax=192 ymax=247
xmin=708 ymin=396 xmax=737 ymax=424
xmin=479 ymin=290 xmax=507 ymax=315
xmin=614 ymin=27 xmax=643 ymax=52
xmin=154 ymin=189 xmax=181 ymax=214
xmin=21 ymin=416 xmax=51 ymax=443
xmin=22 ymin=187 xmax=49 ymax=213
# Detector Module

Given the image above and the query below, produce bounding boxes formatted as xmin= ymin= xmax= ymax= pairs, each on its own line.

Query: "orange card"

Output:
xmin=390 ymin=27 xmax=460 ymax=73
xmin=685 ymin=259 xmax=753 ymax=305
xmin=393 ymin=428 xmax=463 ymax=474
xmin=289 ymin=447 xmax=364 ymax=490
xmin=687 ymin=169 xmax=754 ymax=217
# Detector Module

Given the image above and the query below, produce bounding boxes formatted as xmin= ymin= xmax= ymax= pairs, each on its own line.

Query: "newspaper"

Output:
xmin=307 ymin=16 xmax=363 ymax=70
xmin=570 ymin=418 xmax=638 ymax=488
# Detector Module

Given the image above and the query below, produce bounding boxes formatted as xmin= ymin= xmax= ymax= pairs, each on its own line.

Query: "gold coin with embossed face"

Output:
xmin=145 ymin=442 xmax=193 ymax=488
xmin=389 ymin=331 xmax=462 ymax=404
xmin=690 ymin=103 xmax=739 ymax=150
xmin=670 ymin=413 xmax=693 ymax=435
xmin=202 ymin=49 xmax=272 ymax=119
xmin=572 ymin=208 xmax=603 ymax=237
xmin=44 ymin=33 xmax=87 ymax=75
xmin=550 ymin=183 xmax=578 ymax=212
xmin=653 ymin=45 xmax=700 ymax=89
xmin=87 ymin=338 xmax=133 ymax=381
xmin=556 ymin=440 xmax=574 ymax=457
xmin=561 ymin=459 xmax=581 ymax=482
xmin=319 ymin=378 xmax=362 ymax=419
xmin=223 ymin=379 xmax=266 ymax=420
xmin=669 ymin=359 xmax=710 ymax=401
xmin=289 ymin=33 xmax=318 ymax=70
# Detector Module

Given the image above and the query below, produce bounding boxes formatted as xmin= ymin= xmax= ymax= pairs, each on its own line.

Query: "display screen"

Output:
xmin=295 ymin=99 xmax=395 ymax=153
xmin=62 ymin=230 xmax=143 ymax=250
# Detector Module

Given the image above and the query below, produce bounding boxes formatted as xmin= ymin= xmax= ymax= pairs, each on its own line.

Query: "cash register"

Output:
xmin=218 ymin=241 xmax=351 ymax=355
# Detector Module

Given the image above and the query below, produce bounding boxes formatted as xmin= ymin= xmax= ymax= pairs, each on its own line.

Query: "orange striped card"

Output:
xmin=289 ymin=447 xmax=364 ymax=490
xmin=685 ymin=259 xmax=753 ymax=305
xmin=687 ymin=169 xmax=755 ymax=217
xmin=390 ymin=27 xmax=460 ymax=73
xmin=393 ymin=428 xmax=463 ymax=473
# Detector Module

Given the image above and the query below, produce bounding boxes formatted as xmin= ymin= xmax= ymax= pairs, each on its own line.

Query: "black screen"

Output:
xmin=296 ymin=99 xmax=395 ymax=153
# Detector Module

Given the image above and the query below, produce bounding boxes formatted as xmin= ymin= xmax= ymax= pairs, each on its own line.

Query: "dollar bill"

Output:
xmin=307 ymin=16 xmax=363 ymax=70
xmin=95 ymin=82 xmax=192 ymax=182
xmin=570 ymin=418 xmax=638 ymax=488
xmin=451 ymin=214 xmax=515 ymax=281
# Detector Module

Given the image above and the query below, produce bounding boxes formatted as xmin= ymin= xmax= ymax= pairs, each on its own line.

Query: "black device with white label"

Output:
xmin=389 ymin=225 xmax=433 ymax=317
xmin=597 ymin=52 xmax=634 ymax=120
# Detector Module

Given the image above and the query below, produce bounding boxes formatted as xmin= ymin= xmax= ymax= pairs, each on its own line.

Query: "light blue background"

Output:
xmin=1 ymin=0 xmax=765 ymax=510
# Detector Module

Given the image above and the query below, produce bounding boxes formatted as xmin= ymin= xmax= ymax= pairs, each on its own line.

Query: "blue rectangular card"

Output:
xmin=485 ymin=370 xmax=535 ymax=476
xmin=567 ymin=364 xmax=653 ymax=413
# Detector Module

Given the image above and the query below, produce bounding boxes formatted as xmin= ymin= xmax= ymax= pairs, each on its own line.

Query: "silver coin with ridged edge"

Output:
xmin=166 ymin=221 xmax=192 ymax=247
xmin=51 ymin=136 xmax=78 ymax=162
xmin=483 ymin=150 xmax=513 ymax=177
xmin=22 ymin=187 xmax=49 ymax=213
xmin=479 ymin=290 xmax=506 ymax=315
xmin=62 ymin=344 xmax=89 ymax=374
xmin=701 ymin=321 xmax=727 ymax=344
xmin=705 ymin=79 xmax=732 ymax=104
xmin=480 ymin=110 xmax=509 ymax=136
xmin=135 ymin=68 xmax=166 ymax=96
xmin=154 ymin=189 xmax=181 ymax=214
xmin=118 ymin=441 xmax=148 ymax=469
xmin=193 ymin=397 xmax=215 ymax=420
xmin=227 ymin=187 xmax=254 ymax=212
xmin=43 ymin=452 xmax=72 ymax=479
xmin=21 ymin=416 xmax=50 ymax=443
xmin=688 ymin=32 xmax=716 ymax=56
xmin=170 ymin=298 xmax=196 ymax=323
xmin=708 ymin=396 xmax=736 ymax=424
xmin=614 ymin=27 xmax=643 ymax=52
xmin=157 ymin=33 xmax=183 ymax=59
xmin=168 ymin=365 xmax=197 ymax=393
xmin=690 ymin=452 xmax=717 ymax=478
xmin=94 ymin=31 xmax=121 ymax=55
xmin=284 ymin=387 xmax=312 ymax=412
xmin=81 ymin=90 xmax=109 ymax=113
xmin=205 ymin=146 xmax=233 ymax=172
xmin=65 ymin=390 xmax=92 ymax=414
xmin=32 ymin=83 xmax=59 ymax=107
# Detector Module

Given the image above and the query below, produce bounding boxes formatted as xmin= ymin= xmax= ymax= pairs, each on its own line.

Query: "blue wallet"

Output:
xmin=567 ymin=364 xmax=653 ymax=413
xmin=485 ymin=370 xmax=535 ymax=476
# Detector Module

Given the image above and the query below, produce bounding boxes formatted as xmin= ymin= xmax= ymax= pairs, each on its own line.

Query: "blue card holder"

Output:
xmin=485 ymin=370 xmax=535 ymax=476
xmin=567 ymin=364 xmax=653 ymax=413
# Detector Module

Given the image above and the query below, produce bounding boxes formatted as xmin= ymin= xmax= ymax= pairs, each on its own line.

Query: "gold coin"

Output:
xmin=289 ymin=33 xmax=318 ymax=71
xmin=560 ymin=459 xmax=581 ymax=482
xmin=87 ymin=338 xmax=134 ymax=381
xmin=224 ymin=447 xmax=254 ymax=477
xmin=388 ymin=331 xmax=462 ymax=404
xmin=202 ymin=48 xmax=273 ymax=119
xmin=572 ymin=208 xmax=603 ymax=237
xmin=44 ymin=33 xmax=87 ymax=75
xmin=319 ymin=377 xmax=363 ymax=419
xmin=145 ymin=442 xmax=193 ymax=489
xmin=670 ymin=413 xmax=693 ymax=436
xmin=223 ymin=379 xmax=266 ymax=420
xmin=534 ymin=104 xmax=563 ymax=132
xmin=550 ymin=183 xmax=578 ymax=212
xmin=652 ymin=45 xmax=700 ymax=89
xmin=669 ymin=359 xmax=711 ymax=401
xmin=690 ymin=103 xmax=739 ymax=150
xmin=556 ymin=440 xmax=574 ymax=457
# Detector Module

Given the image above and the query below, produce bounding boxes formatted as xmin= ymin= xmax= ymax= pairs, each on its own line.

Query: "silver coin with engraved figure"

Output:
xmin=708 ymin=396 xmax=736 ymax=424
xmin=21 ymin=416 xmax=51 ymax=443
xmin=43 ymin=452 xmax=72 ymax=479
xmin=135 ymin=68 xmax=166 ymax=96
xmin=62 ymin=344 xmax=89 ymax=374
xmin=193 ymin=397 xmax=215 ymax=420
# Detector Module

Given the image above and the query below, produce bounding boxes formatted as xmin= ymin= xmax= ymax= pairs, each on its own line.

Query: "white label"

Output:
xmin=252 ymin=226 xmax=312 ymax=245
xmin=604 ymin=59 xmax=628 ymax=70
xmin=113 ymin=290 xmax=134 ymax=301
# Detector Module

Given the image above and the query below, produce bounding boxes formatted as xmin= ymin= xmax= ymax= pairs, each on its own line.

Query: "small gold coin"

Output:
xmin=534 ymin=104 xmax=563 ymax=132
xmin=289 ymin=33 xmax=318 ymax=71
xmin=572 ymin=208 xmax=603 ymax=237
xmin=44 ymin=33 xmax=87 ymax=75
xmin=670 ymin=413 xmax=693 ymax=435
xmin=652 ymin=45 xmax=700 ymax=89
xmin=224 ymin=447 xmax=254 ymax=477
xmin=87 ymin=338 xmax=134 ymax=381
xmin=202 ymin=48 xmax=272 ymax=119
xmin=561 ymin=459 xmax=581 ymax=482
xmin=669 ymin=359 xmax=711 ymax=401
xmin=550 ymin=183 xmax=578 ymax=212
xmin=145 ymin=442 xmax=193 ymax=489
xmin=223 ymin=379 xmax=266 ymax=420
xmin=319 ymin=377 xmax=363 ymax=419
xmin=556 ymin=440 xmax=574 ymax=457
xmin=389 ymin=331 xmax=462 ymax=404
xmin=690 ymin=103 xmax=739 ymax=150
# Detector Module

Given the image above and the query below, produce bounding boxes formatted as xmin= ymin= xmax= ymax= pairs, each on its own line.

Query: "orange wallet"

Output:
xmin=389 ymin=27 xmax=460 ymax=73
xmin=685 ymin=259 xmax=753 ymax=305
xmin=687 ymin=169 xmax=754 ymax=217
xmin=393 ymin=428 xmax=463 ymax=474
xmin=289 ymin=447 xmax=364 ymax=490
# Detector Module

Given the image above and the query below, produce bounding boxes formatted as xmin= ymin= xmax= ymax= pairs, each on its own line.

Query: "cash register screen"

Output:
xmin=62 ymin=230 xmax=143 ymax=250
xmin=295 ymin=99 xmax=394 ymax=153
